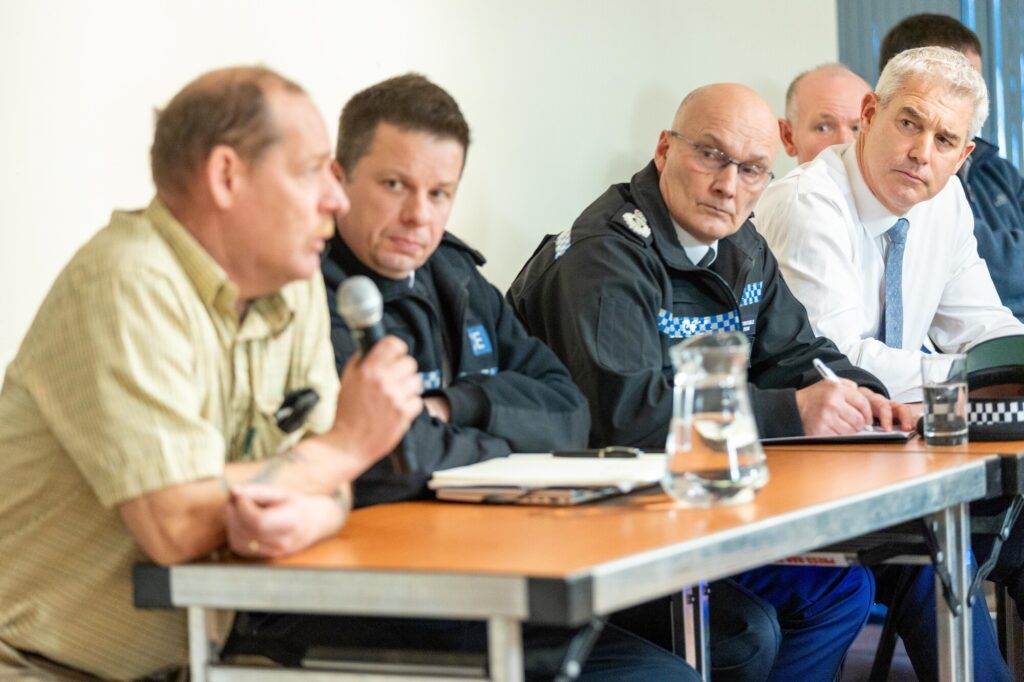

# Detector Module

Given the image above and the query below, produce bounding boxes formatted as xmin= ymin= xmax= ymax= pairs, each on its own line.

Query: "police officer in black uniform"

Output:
xmin=509 ymin=83 xmax=915 ymax=681
xmin=302 ymin=74 xmax=697 ymax=682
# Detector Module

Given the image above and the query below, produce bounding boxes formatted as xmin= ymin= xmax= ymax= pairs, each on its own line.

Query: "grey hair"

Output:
xmin=876 ymin=46 xmax=988 ymax=136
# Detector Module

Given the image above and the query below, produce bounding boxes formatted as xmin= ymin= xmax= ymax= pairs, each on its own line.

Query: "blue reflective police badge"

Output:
xmin=467 ymin=325 xmax=493 ymax=356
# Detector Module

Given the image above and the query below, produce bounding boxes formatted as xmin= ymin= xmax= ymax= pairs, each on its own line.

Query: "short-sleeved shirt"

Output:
xmin=0 ymin=199 xmax=339 ymax=678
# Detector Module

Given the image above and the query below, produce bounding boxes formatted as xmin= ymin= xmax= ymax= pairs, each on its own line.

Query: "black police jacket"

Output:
xmin=322 ymin=231 xmax=590 ymax=506
xmin=507 ymin=161 xmax=887 ymax=448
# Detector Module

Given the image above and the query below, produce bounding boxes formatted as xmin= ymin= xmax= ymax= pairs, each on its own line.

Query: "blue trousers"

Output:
xmin=731 ymin=565 xmax=874 ymax=681
xmin=875 ymin=564 xmax=1012 ymax=682
xmin=611 ymin=566 xmax=872 ymax=681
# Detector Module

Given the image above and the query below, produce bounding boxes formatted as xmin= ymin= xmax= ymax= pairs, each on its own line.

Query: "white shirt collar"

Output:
xmin=671 ymin=217 xmax=718 ymax=266
xmin=842 ymin=144 xmax=908 ymax=238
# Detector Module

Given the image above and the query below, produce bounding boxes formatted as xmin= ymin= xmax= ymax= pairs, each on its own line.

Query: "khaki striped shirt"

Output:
xmin=0 ymin=199 xmax=339 ymax=679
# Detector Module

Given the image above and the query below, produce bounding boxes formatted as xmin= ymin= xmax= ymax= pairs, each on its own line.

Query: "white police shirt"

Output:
xmin=672 ymin=216 xmax=718 ymax=267
xmin=753 ymin=143 xmax=1023 ymax=402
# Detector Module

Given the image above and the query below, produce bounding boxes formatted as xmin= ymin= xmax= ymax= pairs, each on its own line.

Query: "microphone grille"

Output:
xmin=337 ymin=276 xmax=383 ymax=328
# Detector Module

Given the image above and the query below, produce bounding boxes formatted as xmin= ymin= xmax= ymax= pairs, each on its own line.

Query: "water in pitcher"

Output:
xmin=663 ymin=332 xmax=768 ymax=506
xmin=664 ymin=412 xmax=768 ymax=505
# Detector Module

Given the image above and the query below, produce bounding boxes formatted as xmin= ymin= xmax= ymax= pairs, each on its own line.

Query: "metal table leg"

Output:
xmin=188 ymin=606 xmax=219 ymax=682
xmin=931 ymin=504 xmax=972 ymax=681
xmin=672 ymin=582 xmax=710 ymax=680
xmin=487 ymin=616 xmax=524 ymax=682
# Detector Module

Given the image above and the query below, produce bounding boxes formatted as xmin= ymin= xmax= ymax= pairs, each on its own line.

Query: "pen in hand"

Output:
xmin=812 ymin=358 xmax=894 ymax=432
xmin=812 ymin=358 xmax=842 ymax=384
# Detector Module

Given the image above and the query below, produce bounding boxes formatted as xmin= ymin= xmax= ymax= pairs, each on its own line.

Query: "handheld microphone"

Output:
xmin=335 ymin=276 xmax=417 ymax=476
xmin=337 ymin=275 xmax=386 ymax=357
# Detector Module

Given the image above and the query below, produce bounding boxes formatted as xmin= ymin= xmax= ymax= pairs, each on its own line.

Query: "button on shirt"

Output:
xmin=754 ymin=144 xmax=1024 ymax=402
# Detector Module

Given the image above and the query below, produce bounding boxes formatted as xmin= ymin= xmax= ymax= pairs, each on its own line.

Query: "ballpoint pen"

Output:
xmin=812 ymin=357 xmax=842 ymax=384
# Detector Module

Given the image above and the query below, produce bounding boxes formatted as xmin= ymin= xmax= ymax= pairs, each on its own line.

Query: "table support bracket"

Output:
xmin=970 ymin=495 xmax=1024 ymax=603
xmin=553 ymin=618 xmax=605 ymax=682
xmin=922 ymin=516 xmax=962 ymax=616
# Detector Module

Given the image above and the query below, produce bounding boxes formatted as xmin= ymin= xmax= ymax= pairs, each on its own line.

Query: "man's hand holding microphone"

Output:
xmin=227 ymin=276 xmax=421 ymax=558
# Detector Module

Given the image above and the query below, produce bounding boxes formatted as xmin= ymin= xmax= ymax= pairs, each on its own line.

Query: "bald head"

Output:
xmin=673 ymin=83 xmax=780 ymax=151
xmin=780 ymin=64 xmax=871 ymax=163
xmin=654 ymin=83 xmax=779 ymax=244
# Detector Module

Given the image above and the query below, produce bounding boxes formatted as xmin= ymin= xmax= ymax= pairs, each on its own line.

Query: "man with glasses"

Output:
xmin=508 ymin=83 xmax=909 ymax=681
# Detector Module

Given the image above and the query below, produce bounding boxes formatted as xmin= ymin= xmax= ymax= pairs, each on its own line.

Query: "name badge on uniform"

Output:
xmin=467 ymin=325 xmax=493 ymax=356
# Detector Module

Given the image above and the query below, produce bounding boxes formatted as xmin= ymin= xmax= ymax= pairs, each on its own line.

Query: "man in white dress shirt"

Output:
xmin=755 ymin=46 xmax=1023 ymax=403
xmin=755 ymin=46 xmax=1024 ymax=681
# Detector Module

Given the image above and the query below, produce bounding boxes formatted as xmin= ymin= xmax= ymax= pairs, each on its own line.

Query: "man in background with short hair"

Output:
xmin=880 ymin=13 xmax=1024 ymax=321
xmin=0 ymin=66 xmax=423 ymax=679
xmin=779 ymin=63 xmax=871 ymax=164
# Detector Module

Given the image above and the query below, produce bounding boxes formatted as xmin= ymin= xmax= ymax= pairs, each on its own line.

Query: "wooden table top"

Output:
xmin=257 ymin=448 xmax=991 ymax=578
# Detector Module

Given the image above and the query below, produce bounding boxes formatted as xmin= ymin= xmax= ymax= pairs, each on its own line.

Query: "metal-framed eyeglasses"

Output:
xmin=669 ymin=131 xmax=775 ymax=188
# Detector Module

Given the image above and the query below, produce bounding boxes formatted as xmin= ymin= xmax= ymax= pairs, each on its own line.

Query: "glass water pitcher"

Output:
xmin=663 ymin=331 xmax=769 ymax=506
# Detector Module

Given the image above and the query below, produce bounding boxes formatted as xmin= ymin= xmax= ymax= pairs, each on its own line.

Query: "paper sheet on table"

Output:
xmin=428 ymin=454 xmax=668 ymax=491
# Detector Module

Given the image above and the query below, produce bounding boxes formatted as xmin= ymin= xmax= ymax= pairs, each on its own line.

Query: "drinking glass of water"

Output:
xmin=663 ymin=332 xmax=769 ymax=506
xmin=921 ymin=353 xmax=968 ymax=446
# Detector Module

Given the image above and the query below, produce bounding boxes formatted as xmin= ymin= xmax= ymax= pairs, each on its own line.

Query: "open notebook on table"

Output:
xmin=428 ymin=453 xmax=667 ymax=506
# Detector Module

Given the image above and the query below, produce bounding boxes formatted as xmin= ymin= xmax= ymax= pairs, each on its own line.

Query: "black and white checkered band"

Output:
xmin=969 ymin=399 xmax=1024 ymax=425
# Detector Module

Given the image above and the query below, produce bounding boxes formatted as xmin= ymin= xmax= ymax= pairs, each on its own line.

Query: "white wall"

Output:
xmin=0 ymin=0 xmax=837 ymax=370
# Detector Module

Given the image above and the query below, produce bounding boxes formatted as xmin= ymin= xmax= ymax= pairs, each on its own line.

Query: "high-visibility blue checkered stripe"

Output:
xmin=554 ymin=228 xmax=572 ymax=260
xmin=739 ymin=282 xmax=763 ymax=306
xmin=420 ymin=370 xmax=442 ymax=390
xmin=657 ymin=308 xmax=741 ymax=338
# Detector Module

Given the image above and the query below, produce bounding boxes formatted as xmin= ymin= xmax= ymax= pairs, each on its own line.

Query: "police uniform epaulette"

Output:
xmin=607 ymin=205 xmax=654 ymax=247
xmin=440 ymin=231 xmax=486 ymax=266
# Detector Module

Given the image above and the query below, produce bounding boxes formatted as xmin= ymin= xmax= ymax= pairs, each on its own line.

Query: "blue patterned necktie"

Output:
xmin=882 ymin=218 xmax=910 ymax=348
